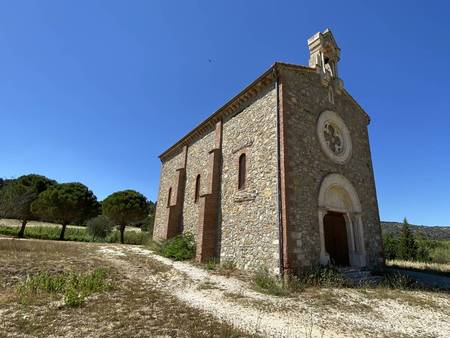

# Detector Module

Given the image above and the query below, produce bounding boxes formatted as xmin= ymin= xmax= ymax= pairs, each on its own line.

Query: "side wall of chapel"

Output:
xmin=153 ymin=83 xmax=281 ymax=272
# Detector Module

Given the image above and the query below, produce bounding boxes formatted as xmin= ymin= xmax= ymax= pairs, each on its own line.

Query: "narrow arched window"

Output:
xmin=167 ymin=187 xmax=172 ymax=207
xmin=238 ymin=153 xmax=246 ymax=190
xmin=328 ymin=86 xmax=334 ymax=104
xmin=194 ymin=175 xmax=201 ymax=203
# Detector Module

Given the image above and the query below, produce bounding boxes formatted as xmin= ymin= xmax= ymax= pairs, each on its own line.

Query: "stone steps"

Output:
xmin=338 ymin=267 xmax=383 ymax=285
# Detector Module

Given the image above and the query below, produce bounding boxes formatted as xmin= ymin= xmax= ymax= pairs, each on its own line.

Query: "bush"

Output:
xmin=158 ymin=233 xmax=195 ymax=260
xmin=86 ymin=215 xmax=113 ymax=241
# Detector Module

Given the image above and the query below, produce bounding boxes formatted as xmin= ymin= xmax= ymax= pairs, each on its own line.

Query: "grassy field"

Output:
xmin=0 ymin=238 xmax=253 ymax=337
xmin=0 ymin=219 xmax=147 ymax=245
xmin=386 ymin=259 xmax=450 ymax=274
xmin=1 ymin=238 xmax=450 ymax=337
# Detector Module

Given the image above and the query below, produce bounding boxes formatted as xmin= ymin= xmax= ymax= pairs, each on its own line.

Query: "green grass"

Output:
xmin=0 ymin=224 xmax=149 ymax=245
xmin=17 ymin=268 xmax=115 ymax=307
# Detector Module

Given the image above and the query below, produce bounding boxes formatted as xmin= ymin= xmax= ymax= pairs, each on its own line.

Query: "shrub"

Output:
xmin=158 ymin=233 xmax=195 ymax=260
xmin=86 ymin=215 xmax=113 ymax=241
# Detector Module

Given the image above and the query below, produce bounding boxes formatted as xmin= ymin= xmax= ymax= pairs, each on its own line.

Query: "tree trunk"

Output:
xmin=17 ymin=219 xmax=27 ymax=238
xmin=59 ymin=223 xmax=67 ymax=240
xmin=119 ymin=224 xmax=126 ymax=244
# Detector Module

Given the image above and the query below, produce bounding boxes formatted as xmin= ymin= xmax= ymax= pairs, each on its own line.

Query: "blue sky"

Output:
xmin=1 ymin=1 xmax=449 ymax=225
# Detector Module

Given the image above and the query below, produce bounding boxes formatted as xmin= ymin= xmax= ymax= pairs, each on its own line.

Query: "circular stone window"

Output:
xmin=317 ymin=111 xmax=352 ymax=164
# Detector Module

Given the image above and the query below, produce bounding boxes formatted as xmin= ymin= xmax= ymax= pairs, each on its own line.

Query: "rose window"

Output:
xmin=317 ymin=111 xmax=352 ymax=164
xmin=323 ymin=122 xmax=344 ymax=155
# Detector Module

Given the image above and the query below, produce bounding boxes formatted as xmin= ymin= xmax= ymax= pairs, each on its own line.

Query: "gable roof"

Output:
xmin=159 ymin=62 xmax=368 ymax=161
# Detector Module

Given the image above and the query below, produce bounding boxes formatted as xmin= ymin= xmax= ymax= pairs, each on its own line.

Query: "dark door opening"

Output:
xmin=323 ymin=212 xmax=350 ymax=266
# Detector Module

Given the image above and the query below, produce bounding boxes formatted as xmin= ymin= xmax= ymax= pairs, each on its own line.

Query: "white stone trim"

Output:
xmin=318 ymin=173 xmax=366 ymax=267
xmin=317 ymin=111 xmax=352 ymax=164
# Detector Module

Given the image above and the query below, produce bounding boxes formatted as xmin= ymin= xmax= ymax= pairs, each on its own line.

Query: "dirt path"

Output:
xmin=98 ymin=244 xmax=450 ymax=338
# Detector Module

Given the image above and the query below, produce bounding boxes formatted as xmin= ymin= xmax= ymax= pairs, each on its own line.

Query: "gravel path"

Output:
xmin=98 ymin=245 xmax=450 ymax=338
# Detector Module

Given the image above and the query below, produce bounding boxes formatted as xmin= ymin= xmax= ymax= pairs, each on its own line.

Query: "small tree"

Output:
xmin=383 ymin=233 xmax=399 ymax=260
xmin=0 ymin=174 xmax=56 ymax=237
xmin=86 ymin=215 xmax=113 ymax=241
xmin=102 ymin=190 xmax=149 ymax=244
xmin=398 ymin=218 xmax=418 ymax=261
xmin=31 ymin=183 xmax=99 ymax=240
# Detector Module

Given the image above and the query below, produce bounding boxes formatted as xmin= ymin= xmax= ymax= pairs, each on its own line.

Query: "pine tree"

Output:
xmin=398 ymin=218 xmax=418 ymax=261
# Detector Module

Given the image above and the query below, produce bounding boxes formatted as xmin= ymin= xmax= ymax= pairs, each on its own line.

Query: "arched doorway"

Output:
xmin=318 ymin=174 xmax=366 ymax=268
xmin=323 ymin=211 xmax=349 ymax=266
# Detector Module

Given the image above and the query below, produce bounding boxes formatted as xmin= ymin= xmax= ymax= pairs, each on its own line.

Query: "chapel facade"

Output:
xmin=153 ymin=29 xmax=384 ymax=275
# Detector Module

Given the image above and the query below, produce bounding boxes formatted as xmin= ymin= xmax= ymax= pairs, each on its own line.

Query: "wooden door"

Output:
xmin=323 ymin=212 xmax=350 ymax=266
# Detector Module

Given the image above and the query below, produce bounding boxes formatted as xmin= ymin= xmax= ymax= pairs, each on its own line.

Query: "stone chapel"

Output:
xmin=153 ymin=29 xmax=384 ymax=275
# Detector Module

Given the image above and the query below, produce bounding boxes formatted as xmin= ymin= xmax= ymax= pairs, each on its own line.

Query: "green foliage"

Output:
xmin=383 ymin=233 xmax=399 ymax=260
xmin=430 ymin=246 xmax=450 ymax=264
xmin=0 ymin=224 xmax=148 ymax=245
xmin=397 ymin=218 xmax=419 ymax=261
xmin=158 ymin=233 xmax=196 ymax=260
xmin=102 ymin=190 xmax=150 ymax=226
xmin=63 ymin=287 xmax=84 ymax=307
xmin=106 ymin=229 xmax=149 ymax=245
xmin=86 ymin=215 xmax=113 ymax=241
xmin=31 ymin=183 xmax=99 ymax=240
xmin=0 ymin=174 xmax=56 ymax=236
xmin=382 ymin=218 xmax=449 ymax=263
xmin=102 ymin=190 xmax=150 ymax=243
xmin=17 ymin=268 xmax=114 ymax=307
xmin=206 ymin=258 xmax=219 ymax=271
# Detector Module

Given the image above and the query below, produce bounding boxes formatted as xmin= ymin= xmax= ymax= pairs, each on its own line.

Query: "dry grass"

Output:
xmin=0 ymin=218 xmax=142 ymax=232
xmin=0 ymin=238 xmax=253 ymax=338
xmin=386 ymin=259 xmax=450 ymax=274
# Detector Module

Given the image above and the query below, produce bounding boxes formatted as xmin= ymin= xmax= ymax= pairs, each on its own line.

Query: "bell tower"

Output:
xmin=308 ymin=29 xmax=344 ymax=93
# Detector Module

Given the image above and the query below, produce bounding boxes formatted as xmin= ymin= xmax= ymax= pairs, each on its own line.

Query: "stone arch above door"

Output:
xmin=318 ymin=173 xmax=361 ymax=213
xmin=318 ymin=173 xmax=366 ymax=268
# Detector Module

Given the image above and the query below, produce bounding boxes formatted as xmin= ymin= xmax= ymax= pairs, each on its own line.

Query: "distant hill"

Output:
xmin=381 ymin=221 xmax=450 ymax=241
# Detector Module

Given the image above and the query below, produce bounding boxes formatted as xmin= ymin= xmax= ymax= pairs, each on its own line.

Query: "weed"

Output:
xmin=222 ymin=260 xmax=237 ymax=271
xmin=158 ymin=233 xmax=195 ymax=260
xmin=380 ymin=271 xmax=418 ymax=290
xmin=16 ymin=268 xmax=114 ymax=307
xmin=252 ymin=268 xmax=289 ymax=297
xmin=64 ymin=287 xmax=83 ymax=307
xmin=295 ymin=266 xmax=348 ymax=288
xmin=206 ymin=258 xmax=219 ymax=270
